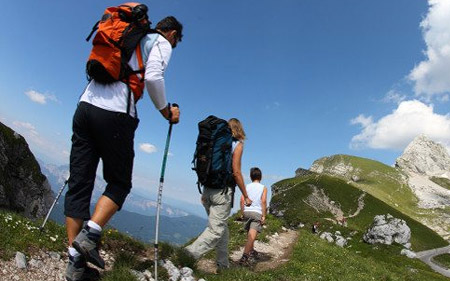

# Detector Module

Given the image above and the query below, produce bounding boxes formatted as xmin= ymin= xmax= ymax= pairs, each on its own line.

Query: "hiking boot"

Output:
xmin=66 ymin=255 xmax=100 ymax=281
xmin=72 ymin=226 xmax=105 ymax=269
xmin=249 ymin=249 xmax=259 ymax=260
xmin=238 ymin=253 xmax=251 ymax=267
xmin=214 ymin=263 xmax=230 ymax=274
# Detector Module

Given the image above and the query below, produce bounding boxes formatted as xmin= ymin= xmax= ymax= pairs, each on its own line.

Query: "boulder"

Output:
xmin=363 ymin=214 xmax=411 ymax=246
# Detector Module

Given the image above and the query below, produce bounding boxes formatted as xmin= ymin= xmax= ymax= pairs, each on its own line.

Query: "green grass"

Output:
xmin=433 ymin=254 xmax=450 ymax=270
xmin=430 ymin=177 xmax=450 ymax=191
xmin=0 ymin=209 xmax=67 ymax=260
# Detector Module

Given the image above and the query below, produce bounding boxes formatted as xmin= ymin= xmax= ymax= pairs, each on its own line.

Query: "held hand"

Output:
xmin=261 ymin=216 xmax=266 ymax=225
xmin=244 ymin=197 xmax=252 ymax=207
xmin=169 ymin=105 xmax=180 ymax=124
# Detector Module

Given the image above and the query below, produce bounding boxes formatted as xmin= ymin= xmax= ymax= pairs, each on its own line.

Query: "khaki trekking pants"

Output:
xmin=185 ymin=187 xmax=233 ymax=268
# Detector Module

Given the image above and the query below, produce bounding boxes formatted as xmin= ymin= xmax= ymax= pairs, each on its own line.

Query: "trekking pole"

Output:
xmin=40 ymin=179 xmax=68 ymax=232
xmin=154 ymin=104 xmax=178 ymax=281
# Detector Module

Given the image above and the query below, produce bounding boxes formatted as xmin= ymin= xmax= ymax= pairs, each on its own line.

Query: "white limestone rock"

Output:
xmin=396 ymin=135 xmax=450 ymax=177
xmin=363 ymin=214 xmax=411 ymax=246
xmin=400 ymin=249 xmax=417 ymax=259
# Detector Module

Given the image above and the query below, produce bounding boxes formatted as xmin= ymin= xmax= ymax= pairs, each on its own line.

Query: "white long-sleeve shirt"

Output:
xmin=79 ymin=33 xmax=172 ymax=117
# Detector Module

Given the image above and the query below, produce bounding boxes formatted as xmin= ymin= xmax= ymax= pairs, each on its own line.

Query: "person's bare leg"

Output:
xmin=244 ymin=229 xmax=258 ymax=254
xmin=66 ymin=217 xmax=84 ymax=246
xmin=90 ymin=195 xmax=119 ymax=228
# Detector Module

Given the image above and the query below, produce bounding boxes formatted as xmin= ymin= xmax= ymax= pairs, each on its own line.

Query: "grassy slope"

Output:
xmin=270 ymin=174 xmax=447 ymax=251
xmin=312 ymin=154 xmax=448 ymax=235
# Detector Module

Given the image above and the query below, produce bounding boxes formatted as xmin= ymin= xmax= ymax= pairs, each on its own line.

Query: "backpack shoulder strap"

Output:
xmin=136 ymin=42 xmax=144 ymax=77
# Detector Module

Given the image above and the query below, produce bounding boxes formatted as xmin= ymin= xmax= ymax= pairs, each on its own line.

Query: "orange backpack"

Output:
xmin=86 ymin=3 xmax=151 ymax=103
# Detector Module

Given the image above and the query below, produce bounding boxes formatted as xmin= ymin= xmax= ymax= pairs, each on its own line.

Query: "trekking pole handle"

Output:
xmin=168 ymin=103 xmax=179 ymax=124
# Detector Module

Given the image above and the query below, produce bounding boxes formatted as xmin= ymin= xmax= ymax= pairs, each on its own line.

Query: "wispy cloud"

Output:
xmin=265 ymin=101 xmax=281 ymax=110
xmin=25 ymin=90 xmax=58 ymax=105
xmin=382 ymin=90 xmax=407 ymax=104
xmin=13 ymin=121 xmax=38 ymax=136
xmin=409 ymin=0 xmax=450 ymax=99
xmin=139 ymin=143 xmax=157 ymax=154
xmin=350 ymin=100 xmax=450 ymax=151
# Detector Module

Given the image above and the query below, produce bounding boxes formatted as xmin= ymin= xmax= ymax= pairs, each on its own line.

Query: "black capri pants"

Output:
xmin=64 ymin=102 xmax=139 ymax=220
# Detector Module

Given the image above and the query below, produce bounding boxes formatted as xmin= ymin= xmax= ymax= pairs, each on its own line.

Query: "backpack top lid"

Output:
xmin=118 ymin=3 xmax=150 ymax=23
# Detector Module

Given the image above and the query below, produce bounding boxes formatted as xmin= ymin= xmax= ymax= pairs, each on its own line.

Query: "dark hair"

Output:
xmin=250 ymin=167 xmax=262 ymax=181
xmin=156 ymin=16 xmax=183 ymax=42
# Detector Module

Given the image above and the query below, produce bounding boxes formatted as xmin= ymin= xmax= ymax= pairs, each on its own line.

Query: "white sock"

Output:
xmin=68 ymin=247 xmax=80 ymax=257
xmin=87 ymin=220 xmax=102 ymax=232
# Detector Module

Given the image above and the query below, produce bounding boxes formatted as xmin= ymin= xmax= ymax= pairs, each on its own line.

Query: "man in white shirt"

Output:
xmin=64 ymin=16 xmax=183 ymax=281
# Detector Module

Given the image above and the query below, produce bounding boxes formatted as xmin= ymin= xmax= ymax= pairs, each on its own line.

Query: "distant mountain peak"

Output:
xmin=396 ymin=135 xmax=450 ymax=178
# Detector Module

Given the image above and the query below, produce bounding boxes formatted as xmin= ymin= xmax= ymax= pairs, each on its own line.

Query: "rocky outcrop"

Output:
xmin=363 ymin=214 xmax=411 ymax=246
xmin=396 ymin=134 xmax=450 ymax=178
xmin=0 ymin=122 xmax=53 ymax=218
xmin=310 ymin=155 xmax=361 ymax=180
xmin=295 ymin=168 xmax=314 ymax=177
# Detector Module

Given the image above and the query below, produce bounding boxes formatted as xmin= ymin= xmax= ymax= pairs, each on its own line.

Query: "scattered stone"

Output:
xmin=130 ymin=269 xmax=147 ymax=281
xmin=28 ymin=258 xmax=44 ymax=268
xmin=351 ymin=175 xmax=360 ymax=182
xmin=180 ymin=267 xmax=194 ymax=277
xmin=15 ymin=252 xmax=27 ymax=270
xmin=335 ymin=236 xmax=347 ymax=248
xmin=401 ymin=249 xmax=417 ymax=259
xmin=48 ymin=252 xmax=61 ymax=260
xmin=143 ymin=269 xmax=152 ymax=280
xmin=162 ymin=260 xmax=180 ymax=281
xmin=320 ymin=232 xmax=334 ymax=243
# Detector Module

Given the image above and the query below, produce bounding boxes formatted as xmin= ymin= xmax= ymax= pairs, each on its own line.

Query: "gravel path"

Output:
xmin=197 ymin=228 xmax=298 ymax=273
xmin=416 ymin=245 xmax=450 ymax=278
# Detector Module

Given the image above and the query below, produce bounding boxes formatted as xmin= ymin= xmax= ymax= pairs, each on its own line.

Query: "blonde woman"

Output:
xmin=185 ymin=118 xmax=252 ymax=271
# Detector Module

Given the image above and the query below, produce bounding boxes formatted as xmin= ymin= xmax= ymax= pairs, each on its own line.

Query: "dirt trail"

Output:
xmin=197 ymin=229 xmax=299 ymax=273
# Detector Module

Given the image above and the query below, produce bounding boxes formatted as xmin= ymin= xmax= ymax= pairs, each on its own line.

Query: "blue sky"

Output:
xmin=1 ymin=0 xmax=450 ymax=209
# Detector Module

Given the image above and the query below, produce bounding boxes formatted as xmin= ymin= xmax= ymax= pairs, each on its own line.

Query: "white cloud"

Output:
xmin=350 ymin=100 xmax=450 ymax=151
xmin=25 ymin=90 xmax=58 ymax=104
xmin=350 ymin=115 xmax=373 ymax=128
xmin=139 ymin=143 xmax=157 ymax=154
xmin=409 ymin=0 xmax=450 ymax=98
xmin=10 ymin=120 xmax=69 ymax=164
xmin=13 ymin=121 xmax=38 ymax=136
